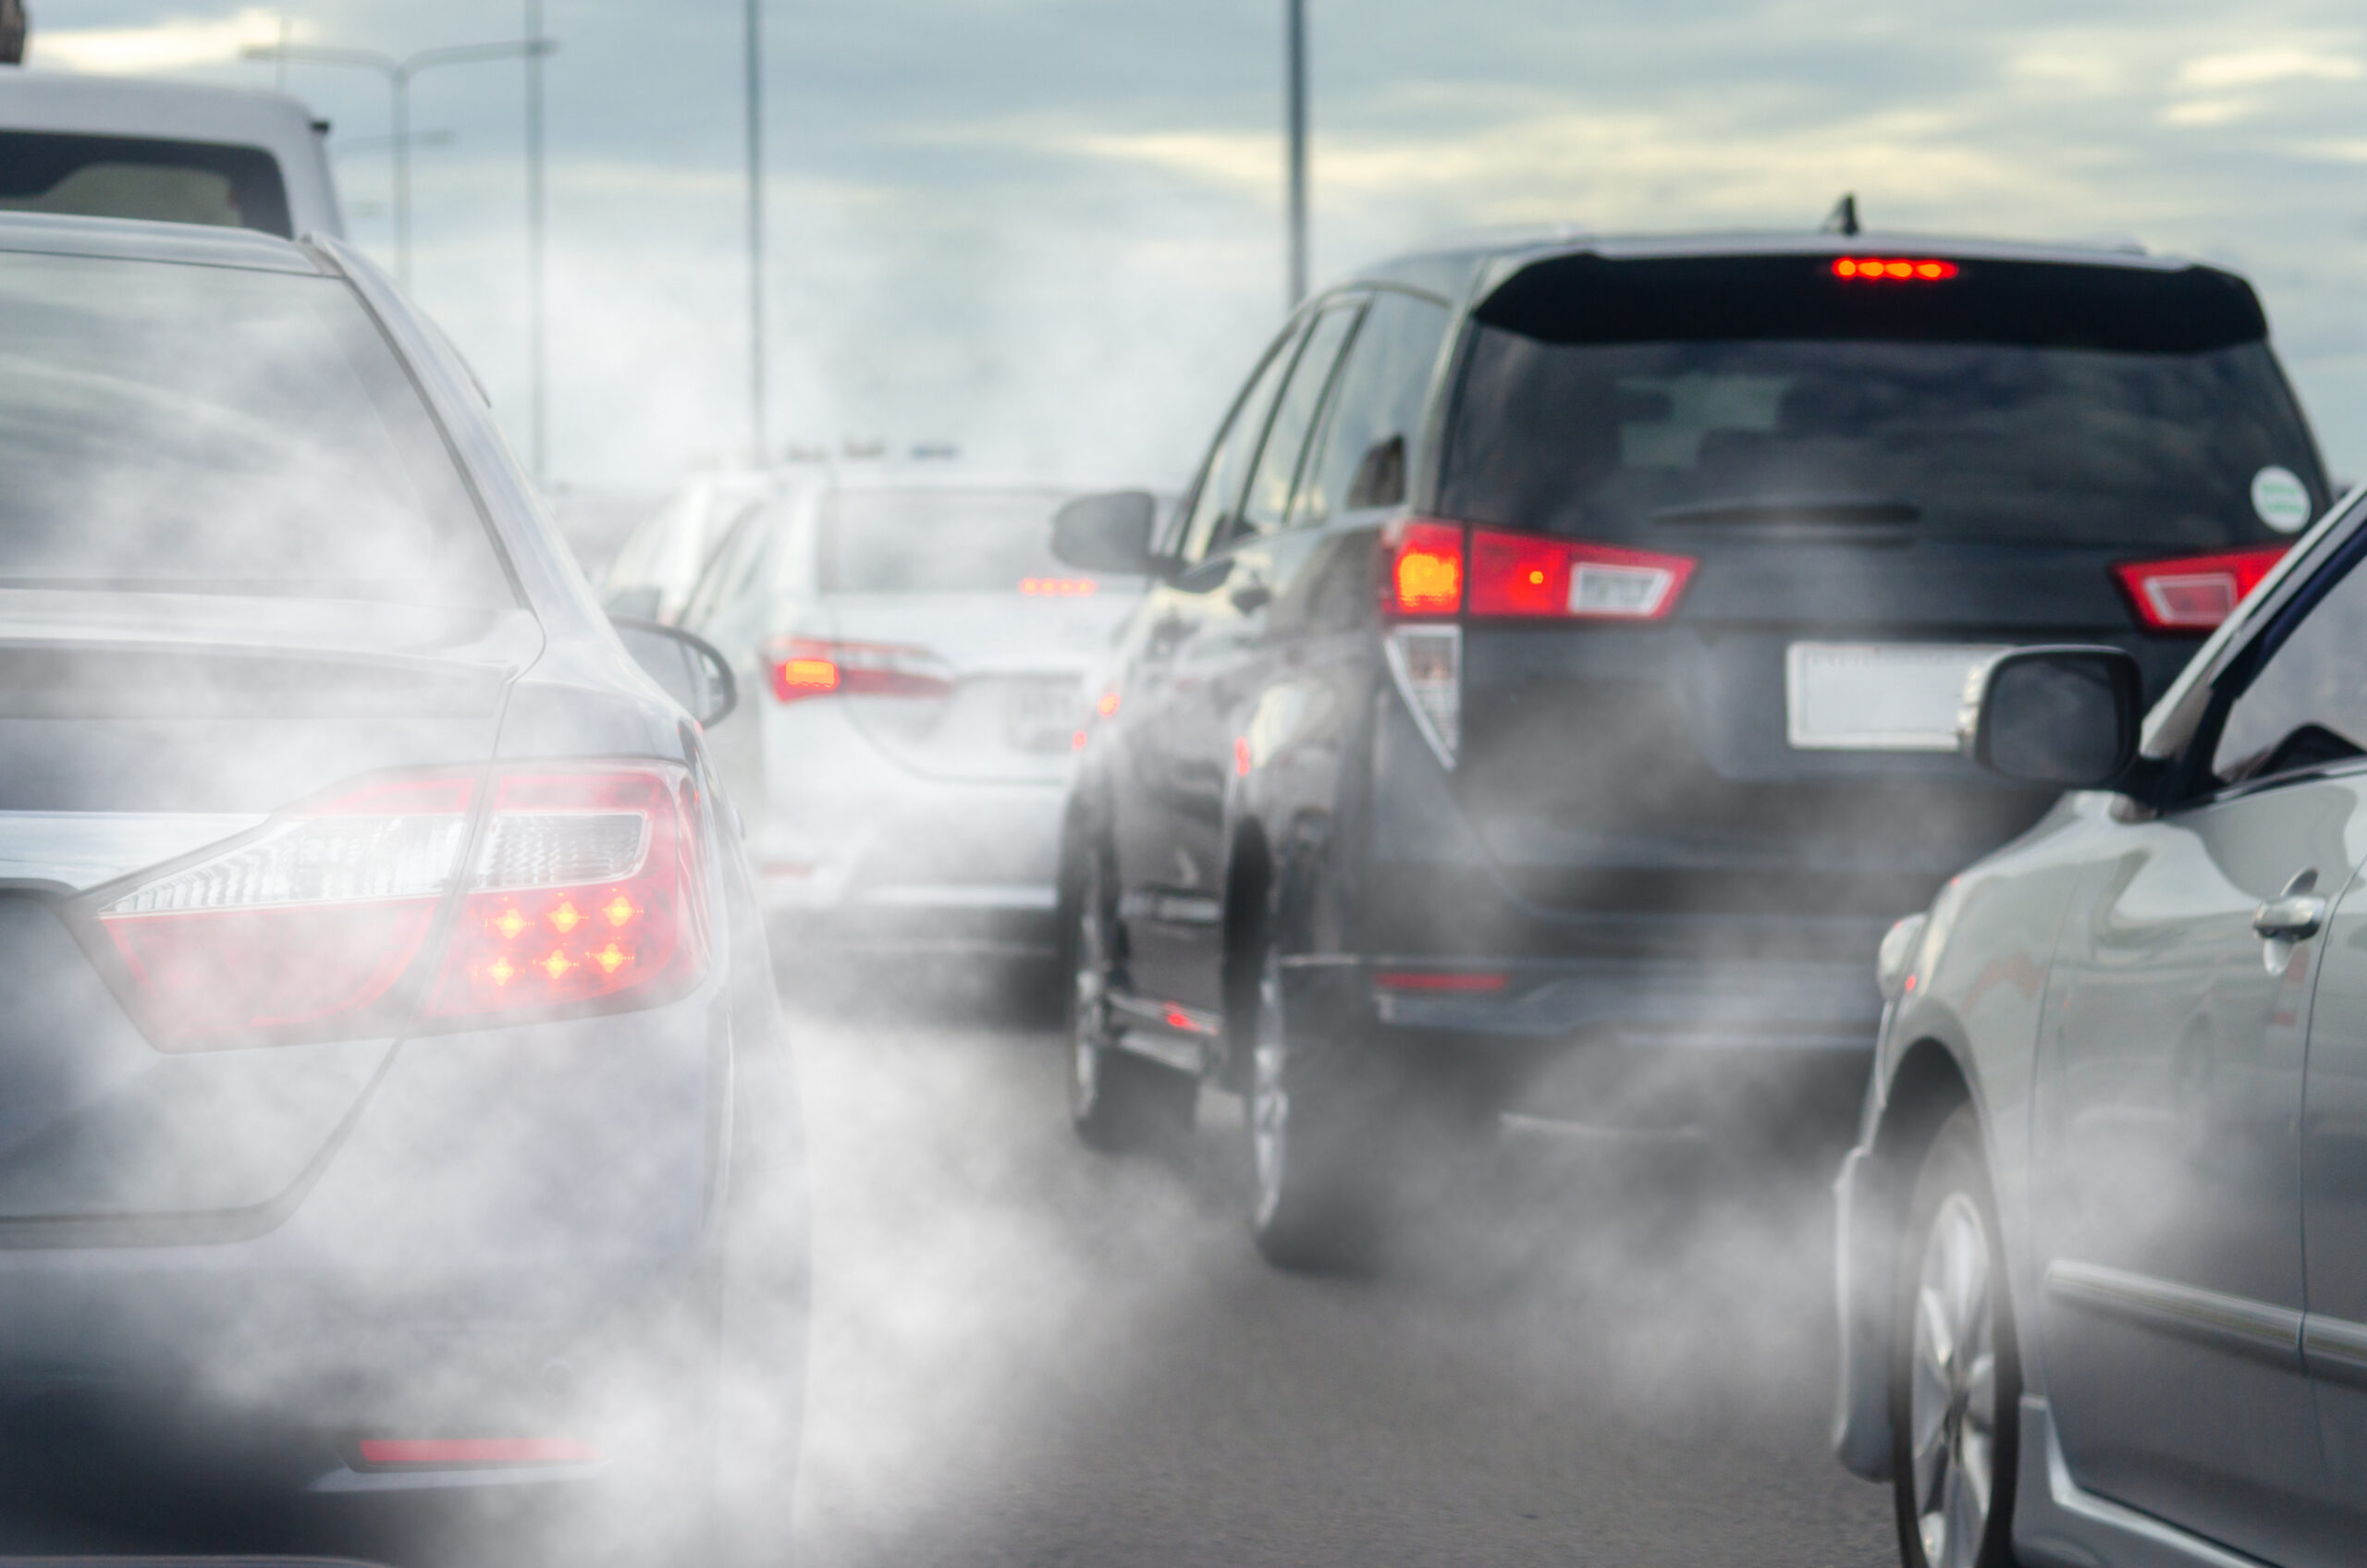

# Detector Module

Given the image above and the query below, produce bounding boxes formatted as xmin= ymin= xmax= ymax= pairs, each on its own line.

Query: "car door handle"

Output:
xmin=2253 ymin=895 xmax=2328 ymax=940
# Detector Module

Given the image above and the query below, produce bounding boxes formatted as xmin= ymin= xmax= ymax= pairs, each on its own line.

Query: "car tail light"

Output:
xmin=357 ymin=1438 xmax=603 ymax=1467
xmin=1468 ymin=528 xmax=1696 ymax=619
xmin=86 ymin=765 xmax=707 ymax=1050
xmin=426 ymin=768 xmax=707 ymax=1023
xmin=1833 ymin=257 xmax=1960 ymax=281
xmin=2113 ymin=545 xmax=2289 ymax=632
xmin=1019 ymin=577 xmax=1098 ymax=596
xmin=761 ymin=635 xmax=953 ymax=703
xmin=1374 ymin=969 xmax=1509 ymax=992
xmin=1380 ymin=518 xmax=1466 ymax=617
xmin=1384 ymin=624 xmax=1462 ymax=767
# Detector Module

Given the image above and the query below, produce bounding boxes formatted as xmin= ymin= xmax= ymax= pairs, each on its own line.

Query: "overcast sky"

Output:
xmin=25 ymin=1 xmax=2367 ymax=491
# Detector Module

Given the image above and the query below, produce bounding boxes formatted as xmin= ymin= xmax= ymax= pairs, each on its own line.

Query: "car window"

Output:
xmin=0 ymin=131 xmax=294 ymax=237
xmin=0 ymin=250 xmax=506 ymax=605
xmin=681 ymin=503 xmax=773 ymax=630
xmin=1176 ymin=321 xmax=1305 ymax=565
xmin=1232 ymin=302 xmax=1362 ymax=545
xmin=2208 ymin=545 xmax=2367 ymax=786
xmin=819 ymin=488 xmax=1115 ymax=594
xmin=1292 ymin=289 xmax=1452 ymax=525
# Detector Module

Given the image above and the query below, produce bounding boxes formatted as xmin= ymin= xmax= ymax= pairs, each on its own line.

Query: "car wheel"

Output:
xmin=1891 ymin=1103 xmax=2021 ymax=1568
xmin=1066 ymin=848 xmax=1195 ymax=1151
xmin=1247 ymin=943 xmax=1392 ymax=1270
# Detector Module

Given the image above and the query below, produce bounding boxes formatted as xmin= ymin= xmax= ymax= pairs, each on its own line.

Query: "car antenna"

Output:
xmin=1821 ymin=193 xmax=1860 ymax=237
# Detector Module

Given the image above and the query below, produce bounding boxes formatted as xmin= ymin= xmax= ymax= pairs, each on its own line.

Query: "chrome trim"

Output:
xmin=2043 ymin=1259 xmax=2300 ymax=1367
xmin=2302 ymin=1314 xmax=2367 ymax=1389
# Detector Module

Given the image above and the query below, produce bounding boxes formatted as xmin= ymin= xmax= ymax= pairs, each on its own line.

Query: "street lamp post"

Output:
xmin=1284 ymin=0 xmax=1307 ymax=309
xmin=524 ymin=0 xmax=548 ymax=488
xmin=243 ymin=37 xmax=558 ymax=290
xmin=744 ymin=0 xmax=767 ymax=466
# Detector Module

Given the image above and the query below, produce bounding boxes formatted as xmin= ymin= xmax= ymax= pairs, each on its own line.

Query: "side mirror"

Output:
xmin=610 ymin=616 xmax=738 ymax=728
xmin=1966 ymin=645 xmax=2142 ymax=790
xmin=1051 ymin=490 xmax=1161 ymax=575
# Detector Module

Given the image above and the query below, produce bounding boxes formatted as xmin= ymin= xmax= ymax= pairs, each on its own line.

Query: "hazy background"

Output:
xmin=28 ymin=0 xmax=2367 ymax=490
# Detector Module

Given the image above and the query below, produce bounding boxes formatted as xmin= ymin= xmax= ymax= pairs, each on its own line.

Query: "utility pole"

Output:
xmin=1284 ymin=0 xmax=1308 ymax=309
xmin=744 ymin=0 xmax=768 ymax=465
xmin=526 ymin=0 xmax=548 ymax=490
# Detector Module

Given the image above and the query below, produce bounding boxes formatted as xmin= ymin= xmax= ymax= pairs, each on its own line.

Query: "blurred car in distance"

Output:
xmin=602 ymin=468 xmax=783 ymax=624
xmin=0 ymin=211 xmax=801 ymax=1563
xmin=1833 ymin=479 xmax=2367 ymax=1568
xmin=0 ymin=68 xmax=342 ymax=238
xmin=1053 ymin=228 xmax=2331 ymax=1268
xmin=679 ymin=467 xmax=1152 ymax=969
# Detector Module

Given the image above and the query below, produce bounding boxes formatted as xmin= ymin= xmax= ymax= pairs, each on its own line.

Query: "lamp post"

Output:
xmin=744 ymin=0 xmax=767 ymax=466
xmin=524 ymin=0 xmax=548 ymax=489
xmin=243 ymin=36 xmax=558 ymax=290
xmin=1284 ymin=0 xmax=1307 ymax=309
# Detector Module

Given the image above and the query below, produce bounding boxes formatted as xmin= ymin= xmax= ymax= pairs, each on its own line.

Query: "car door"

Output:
xmin=2032 ymin=531 xmax=2367 ymax=1566
xmin=1110 ymin=320 xmax=1305 ymax=1011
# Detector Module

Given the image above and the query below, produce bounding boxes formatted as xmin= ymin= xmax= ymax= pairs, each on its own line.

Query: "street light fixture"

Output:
xmin=241 ymin=36 xmax=558 ymax=289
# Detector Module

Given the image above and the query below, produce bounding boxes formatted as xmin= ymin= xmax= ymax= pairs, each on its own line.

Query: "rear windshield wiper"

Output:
xmin=1650 ymin=497 xmax=1919 ymax=529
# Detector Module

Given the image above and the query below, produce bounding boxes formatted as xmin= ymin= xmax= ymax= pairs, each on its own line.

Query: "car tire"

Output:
xmin=1890 ymin=1103 xmax=2021 ymax=1568
xmin=1066 ymin=847 xmax=1196 ymax=1152
xmin=1246 ymin=943 xmax=1394 ymax=1271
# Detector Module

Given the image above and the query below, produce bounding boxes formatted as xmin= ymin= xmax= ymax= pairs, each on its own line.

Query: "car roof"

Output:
xmin=0 ymin=209 xmax=326 ymax=274
xmin=0 ymin=70 xmax=345 ymax=239
xmin=1353 ymin=226 xmax=2202 ymax=301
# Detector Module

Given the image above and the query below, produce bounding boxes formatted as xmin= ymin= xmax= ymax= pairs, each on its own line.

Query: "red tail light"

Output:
xmin=86 ymin=764 xmax=708 ymax=1050
xmin=761 ymin=636 xmax=952 ymax=703
xmin=357 ymin=1438 xmax=603 ymax=1467
xmin=1833 ymin=257 xmax=1960 ymax=281
xmin=2113 ymin=545 xmax=2289 ymax=632
xmin=1469 ymin=529 xmax=1696 ymax=619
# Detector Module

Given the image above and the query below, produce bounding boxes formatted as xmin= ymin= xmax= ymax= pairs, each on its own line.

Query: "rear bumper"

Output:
xmin=1276 ymin=951 xmax=1878 ymax=1122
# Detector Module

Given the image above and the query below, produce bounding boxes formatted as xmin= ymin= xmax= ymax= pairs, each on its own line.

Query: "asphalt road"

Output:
xmin=789 ymin=965 xmax=1896 ymax=1568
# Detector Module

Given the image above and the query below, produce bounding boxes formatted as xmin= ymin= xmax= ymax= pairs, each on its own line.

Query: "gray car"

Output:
xmin=0 ymin=212 xmax=802 ymax=1564
xmin=1833 ymin=481 xmax=2367 ymax=1566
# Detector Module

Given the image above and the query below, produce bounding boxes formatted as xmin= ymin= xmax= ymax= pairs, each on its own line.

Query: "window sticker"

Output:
xmin=2253 ymin=466 xmax=2312 ymax=533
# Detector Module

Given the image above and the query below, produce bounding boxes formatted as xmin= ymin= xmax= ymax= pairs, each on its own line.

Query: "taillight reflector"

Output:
xmin=762 ymin=636 xmax=952 ymax=703
xmin=86 ymin=764 xmax=709 ymax=1050
xmin=1374 ymin=970 xmax=1509 ymax=992
xmin=1833 ymin=257 xmax=1960 ymax=281
xmin=1468 ymin=529 xmax=1696 ymax=620
xmin=2113 ymin=545 xmax=2288 ymax=631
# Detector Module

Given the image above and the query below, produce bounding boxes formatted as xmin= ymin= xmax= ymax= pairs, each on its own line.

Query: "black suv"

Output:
xmin=1052 ymin=230 xmax=2331 ymax=1268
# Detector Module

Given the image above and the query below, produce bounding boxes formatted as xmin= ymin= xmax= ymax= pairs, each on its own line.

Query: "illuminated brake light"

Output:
xmin=1833 ymin=257 xmax=1960 ymax=281
xmin=762 ymin=636 xmax=952 ymax=703
xmin=358 ymin=1438 xmax=603 ymax=1467
xmin=1020 ymin=577 xmax=1098 ymax=596
xmin=1469 ymin=529 xmax=1696 ymax=620
xmin=1381 ymin=518 xmax=1466 ymax=616
xmin=2113 ymin=545 xmax=2288 ymax=631
xmin=85 ymin=765 xmax=709 ymax=1050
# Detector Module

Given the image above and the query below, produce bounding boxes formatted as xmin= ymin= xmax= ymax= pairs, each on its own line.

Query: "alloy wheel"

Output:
xmin=1908 ymin=1191 xmax=1998 ymax=1568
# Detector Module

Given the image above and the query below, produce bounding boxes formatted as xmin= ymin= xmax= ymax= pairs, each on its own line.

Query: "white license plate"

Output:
xmin=1785 ymin=643 xmax=2010 ymax=752
xmin=1005 ymin=681 xmax=1081 ymax=752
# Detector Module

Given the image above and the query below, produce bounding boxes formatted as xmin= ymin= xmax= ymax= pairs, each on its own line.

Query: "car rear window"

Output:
xmin=0 ymin=132 xmax=292 ymax=237
xmin=821 ymin=488 xmax=1123 ymax=594
xmin=0 ymin=250 xmax=509 ymax=605
xmin=1440 ymin=253 xmax=2330 ymax=550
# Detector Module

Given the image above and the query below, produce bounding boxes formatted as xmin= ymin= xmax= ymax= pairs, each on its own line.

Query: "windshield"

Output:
xmin=0 ymin=251 xmax=509 ymax=605
xmin=1442 ymin=258 xmax=2328 ymax=548
xmin=820 ymin=487 xmax=1122 ymax=594
xmin=0 ymin=132 xmax=292 ymax=236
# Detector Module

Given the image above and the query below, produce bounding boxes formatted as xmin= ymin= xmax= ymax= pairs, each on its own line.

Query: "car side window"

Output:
xmin=1232 ymin=302 xmax=1363 ymax=545
xmin=681 ymin=503 xmax=771 ymax=631
xmin=2208 ymin=545 xmax=2367 ymax=787
xmin=1290 ymin=289 xmax=1453 ymax=526
xmin=1176 ymin=321 xmax=1306 ymax=565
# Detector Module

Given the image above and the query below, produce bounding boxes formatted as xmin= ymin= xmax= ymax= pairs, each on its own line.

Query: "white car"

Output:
xmin=600 ymin=468 xmax=782 ymax=624
xmin=681 ymin=466 xmax=1154 ymax=962
xmin=0 ymin=70 xmax=342 ymax=239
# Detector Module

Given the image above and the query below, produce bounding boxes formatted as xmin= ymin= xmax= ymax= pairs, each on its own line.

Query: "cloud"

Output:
xmin=28 ymin=7 xmax=301 ymax=75
xmin=2176 ymin=46 xmax=2363 ymax=91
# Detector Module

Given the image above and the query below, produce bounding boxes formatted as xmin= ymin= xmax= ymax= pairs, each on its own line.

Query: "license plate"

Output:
xmin=1785 ymin=643 xmax=2009 ymax=752
xmin=1005 ymin=681 xmax=1081 ymax=753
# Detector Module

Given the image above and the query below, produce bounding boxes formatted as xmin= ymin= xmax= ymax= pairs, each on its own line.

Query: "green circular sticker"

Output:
xmin=2252 ymin=466 xmax=2312 ymax=533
